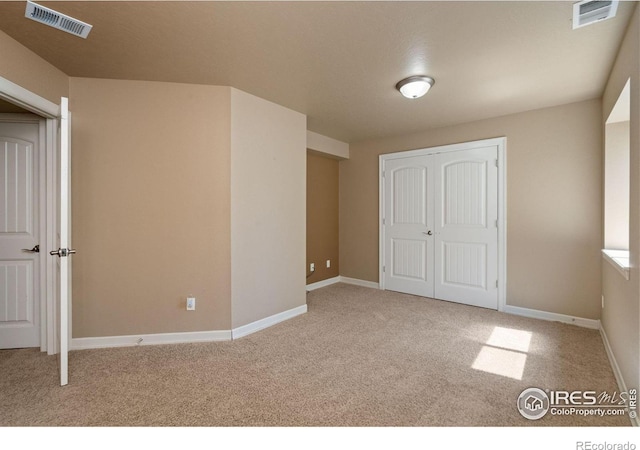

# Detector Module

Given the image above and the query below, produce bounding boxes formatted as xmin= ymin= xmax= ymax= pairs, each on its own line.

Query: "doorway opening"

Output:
xmin=0 ymin=75 xmax=70 ymax=386
xmin=0 ymin=113 xmax=46 ymax=350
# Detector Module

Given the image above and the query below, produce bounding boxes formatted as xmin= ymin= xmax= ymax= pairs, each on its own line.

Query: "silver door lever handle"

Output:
xmin=22 ymin=245 xmax=40 ymax=253
xmin=49 ymin=248 xmax=76 ymax=257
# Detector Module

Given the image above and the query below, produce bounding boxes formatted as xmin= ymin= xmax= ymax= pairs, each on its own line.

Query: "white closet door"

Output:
xmin=434 ymin=146 xmax=498 ymax=309
xmin=382 ymin=156 xmax=435 ymax=298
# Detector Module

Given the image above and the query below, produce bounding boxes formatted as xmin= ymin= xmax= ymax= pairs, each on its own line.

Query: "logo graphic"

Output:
xmin=518 ymin=387 xmax=636 ymax=420
xmin=517 ymin=387 xmax=550 ymax=420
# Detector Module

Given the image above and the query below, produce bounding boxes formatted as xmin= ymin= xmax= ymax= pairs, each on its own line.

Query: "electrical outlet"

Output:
xmin=310 ymin=263 xmax=315 ymax=272
xmin=326 ymin=259 xmax=331 ymax=268
xmin=186 ymin=297 xmax=196 ymax=311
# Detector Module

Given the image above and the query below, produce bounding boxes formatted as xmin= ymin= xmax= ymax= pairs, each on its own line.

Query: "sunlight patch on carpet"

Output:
xmin=486 ymin=327 xmax=532 ymax=353
xmin=471 ymin=327 xmax=532 ymax=380
xmin=472 ymin=346 xmax=527 ymax=380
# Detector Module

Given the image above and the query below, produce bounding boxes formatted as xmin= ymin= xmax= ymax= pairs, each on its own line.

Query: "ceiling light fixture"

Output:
xmin=396 ymin=76 xmax=435 ymax=99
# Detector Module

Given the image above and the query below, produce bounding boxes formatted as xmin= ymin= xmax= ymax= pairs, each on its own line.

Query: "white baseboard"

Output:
xmin=71 ymin=330 xmax=232 ymax=350
xmin=339 ymin=276 xmax=380 ymax=289
xmin=502 ymin=305 xmax=600 ymax=330
xmin=600 ymin=325 xmax=638 ymax=427
xmin=306 ymin=276 xmax=379 ymax=291
xmin=231 ymin=304 xmax=308 ymax=340
xmin=71 ymin=304 xmax=309 ymax=350
xmin=306 ymin=276 xmax=341 ymax=291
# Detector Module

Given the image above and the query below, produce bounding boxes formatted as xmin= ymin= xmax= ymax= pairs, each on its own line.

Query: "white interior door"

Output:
xmin=382 ymin=156 xmax=434 ymax=297
xmin=434 ymin=146 xmax=498 ymax=309
xmin=381 ymin=141 xmax=501 ymax=310
xmin=53 ymin=97 xmax=71 ymax=386
xmin=0 ymin=120 xmax=41 ymax=349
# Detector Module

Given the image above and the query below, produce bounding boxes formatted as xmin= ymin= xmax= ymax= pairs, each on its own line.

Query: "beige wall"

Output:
xmin=70 ymin=81 xmax=308 ymax=336
xmin=604 ymin=120 xmax=630 ymax=249
xmin=601 ymin=5 xmax=639 ymax=396
xmin=341 ymin=99 xmax=603 ymax=320
xmin=307 ymin=152 xmax=339 ymax=284
xmin=230 ymin=88 xmax=307 ymax=328
xmin=307 ymin=131 xmax=349 ymax=159
xmin=0 ymin=30 xmax=68 ymax=103
xmin=70 ymin=78 xmax=232 ymax=336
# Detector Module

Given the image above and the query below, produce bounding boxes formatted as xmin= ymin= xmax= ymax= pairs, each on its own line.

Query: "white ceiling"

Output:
xmin=0 ymin=1 xmax=635 ymax=142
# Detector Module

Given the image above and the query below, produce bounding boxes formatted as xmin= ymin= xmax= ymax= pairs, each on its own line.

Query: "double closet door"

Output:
xmin=381 ymin=143 xmax=499 ymax=310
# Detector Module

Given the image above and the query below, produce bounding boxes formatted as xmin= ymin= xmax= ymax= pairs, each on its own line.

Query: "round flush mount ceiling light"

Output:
xmin=395 ymin=76 xmax=435 ymax=99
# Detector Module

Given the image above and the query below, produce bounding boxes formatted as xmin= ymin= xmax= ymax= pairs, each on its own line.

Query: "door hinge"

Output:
xmin=495 ymin=159 xmax=499 ymax=168
xmin=382 ymin=170 xmax=386 ymax=178
xmin=496 ymin=280 xmax=499 ymax=288
xmin=495 ymin=219 xmax=498 ymax=228
xmin=383 ymin=218 xmax=386 ymax=225
xmin=383 ymin=265 xmax=386 ymax=273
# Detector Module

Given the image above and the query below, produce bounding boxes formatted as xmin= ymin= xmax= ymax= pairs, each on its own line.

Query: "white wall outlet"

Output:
xmin=310 ymin=263 xmax=315 ymax=272
xmin=326 ymin=259 xmax=331 ymax=268
xmin=187 ymin=297 xmax=196 ymax=311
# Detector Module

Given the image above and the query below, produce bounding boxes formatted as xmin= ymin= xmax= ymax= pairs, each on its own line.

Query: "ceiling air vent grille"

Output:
xmin=572 ymin=0 xmax=619 ymax=29
xmin=25 ymin=1 xmax=92 ymax=39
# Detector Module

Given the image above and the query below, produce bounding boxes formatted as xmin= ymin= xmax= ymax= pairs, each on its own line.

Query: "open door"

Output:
xmin=51 ymin=97 xmax=73 ymax=386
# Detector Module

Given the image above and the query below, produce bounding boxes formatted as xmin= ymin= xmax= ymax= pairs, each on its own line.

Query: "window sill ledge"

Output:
xmin=602 ymin=249 xmax=630 ymax=280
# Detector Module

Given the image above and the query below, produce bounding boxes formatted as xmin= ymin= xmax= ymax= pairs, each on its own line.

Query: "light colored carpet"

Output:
xmin=0 ymin=283 xmax=629 ymax=426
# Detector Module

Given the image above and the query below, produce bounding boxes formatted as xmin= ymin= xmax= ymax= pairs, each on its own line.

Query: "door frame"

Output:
xmin=0 ymin=76 xmax=62 ymax=354
xmin=379 ymin=136 xmax=507 ymax=312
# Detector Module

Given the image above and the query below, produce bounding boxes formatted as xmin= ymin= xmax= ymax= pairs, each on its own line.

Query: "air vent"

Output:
xmin=25 ymin=1 xmax=92 ymax=39
xmin=573 ymin=0 xmax=619 ymax=29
